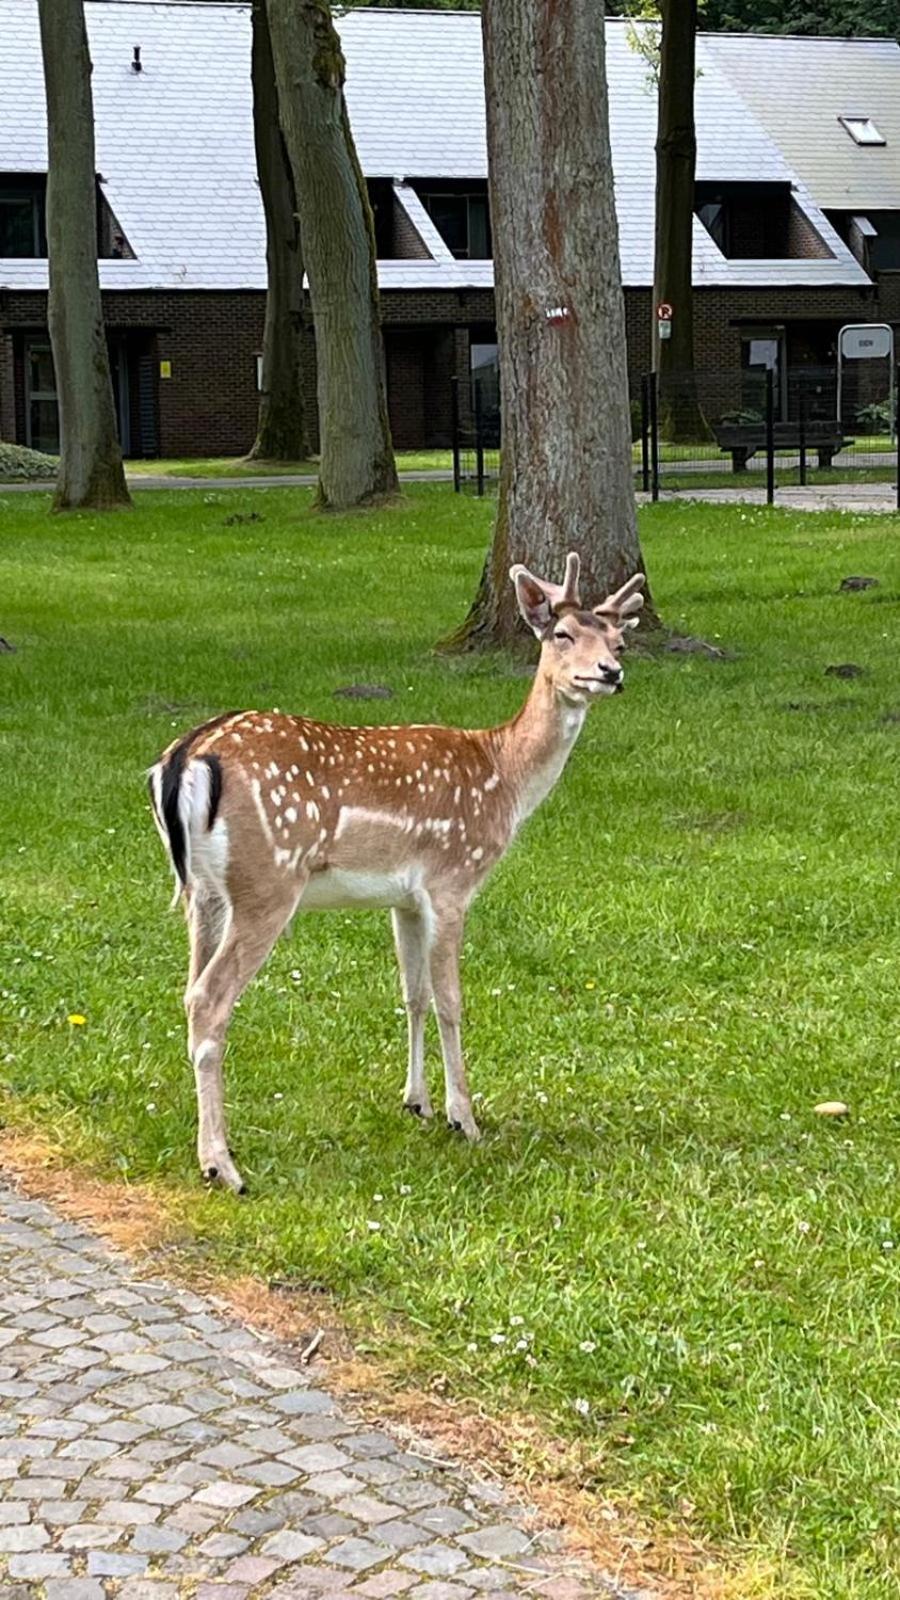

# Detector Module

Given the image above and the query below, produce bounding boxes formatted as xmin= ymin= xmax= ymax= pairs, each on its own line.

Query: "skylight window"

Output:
xmin=839 ymin=115 xmax=886 ymax=147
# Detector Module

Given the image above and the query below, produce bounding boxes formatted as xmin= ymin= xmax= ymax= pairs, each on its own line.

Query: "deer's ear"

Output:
xmin=510 ymin=565 xmax=553 ymax=638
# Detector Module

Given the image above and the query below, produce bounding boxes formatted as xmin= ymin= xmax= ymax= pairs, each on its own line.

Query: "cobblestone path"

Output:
xmin=0 ymin=1182 xmax=645 ymax=1600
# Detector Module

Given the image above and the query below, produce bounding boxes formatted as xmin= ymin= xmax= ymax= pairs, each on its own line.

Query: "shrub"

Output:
xmin=0 ymin=442 xmax=58 ymax=482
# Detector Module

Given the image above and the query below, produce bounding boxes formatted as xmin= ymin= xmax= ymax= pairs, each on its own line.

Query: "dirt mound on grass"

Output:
xmin=0 ymin=441 xmax=58 ymax=481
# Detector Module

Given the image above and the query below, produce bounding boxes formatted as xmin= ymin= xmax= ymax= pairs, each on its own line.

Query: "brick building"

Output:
xmin=1 ymin=2 xmax=898 ymax=458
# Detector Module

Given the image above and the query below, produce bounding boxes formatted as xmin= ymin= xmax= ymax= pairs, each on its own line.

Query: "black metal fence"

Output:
xmin=451 ymin=373 xmax=500 ymax=495
xmin=637 ymin=365 xmax=899 ymax=505
xmin=451 ymin=363 xmax=900 ymax=507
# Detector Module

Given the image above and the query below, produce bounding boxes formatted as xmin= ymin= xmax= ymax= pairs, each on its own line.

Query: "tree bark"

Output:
xmin=37 ymin=0 xmax=130 ymax=511
xmin=265 ymin=0 xmax=398 ymax=509
xmin=445 ymin=0 xmax=653 ymax=649
xmin=653 ymin=0 xmax=707 ymax=442
xmin=247 ymin=0 xmax=308 ymax=463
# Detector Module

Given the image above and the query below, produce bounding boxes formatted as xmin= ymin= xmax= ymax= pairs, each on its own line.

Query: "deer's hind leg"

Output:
xmin=186 ymin=877 xmax=302 ymax=1193
xmin=392 ymin=904 xmax=434 ymax=1121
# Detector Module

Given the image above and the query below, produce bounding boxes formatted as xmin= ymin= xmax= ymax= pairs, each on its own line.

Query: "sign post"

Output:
xmin=836 ymin=323 xmax=894 ymax=435
xmin=656 ymin=302 xmax=673 ymax=344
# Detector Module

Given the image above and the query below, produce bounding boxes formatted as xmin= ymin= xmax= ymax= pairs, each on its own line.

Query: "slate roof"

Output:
xmin=0 ymin=0 xmax=881 ymax=294
xmin=702 ymin=32 xmax=900 ymax=212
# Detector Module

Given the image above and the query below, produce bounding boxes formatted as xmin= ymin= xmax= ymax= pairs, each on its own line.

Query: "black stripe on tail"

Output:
xmin=150 ymin=712 xmax=235 ymax=890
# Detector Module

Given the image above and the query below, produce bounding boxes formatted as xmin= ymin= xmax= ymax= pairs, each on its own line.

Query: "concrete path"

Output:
xmin=0 ymin=471 xmax=453 ymax=494
xmin=0 ymin=1182 xmax=642 ymax=1600
xmin=3 ymin=474 xmax=896 ymax=512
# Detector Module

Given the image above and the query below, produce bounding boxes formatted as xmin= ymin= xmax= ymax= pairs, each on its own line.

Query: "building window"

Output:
xmin=0 ymin=187 xmax=42 ymax=257
xmin=421 ymin=191 xmax=491 ymax=259
xmin=741 ymin=330 xmax=786 ymax=420
xmin=838 ymin=115 xmax=886 ymax=147
xmin=25 ymin=341 xmax=59 ymax=454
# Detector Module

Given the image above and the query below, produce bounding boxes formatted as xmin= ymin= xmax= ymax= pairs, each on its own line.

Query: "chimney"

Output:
xmin=132 ymin=45 xmax=142 ymax=73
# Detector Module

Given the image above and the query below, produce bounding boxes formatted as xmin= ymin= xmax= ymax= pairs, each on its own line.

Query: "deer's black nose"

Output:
xmin=600 ymin=663 xmax=623 ymax=686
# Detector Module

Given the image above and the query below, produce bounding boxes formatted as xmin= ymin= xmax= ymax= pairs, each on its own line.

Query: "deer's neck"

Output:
xmin=492 ymin=670 xmax=587 ymax=825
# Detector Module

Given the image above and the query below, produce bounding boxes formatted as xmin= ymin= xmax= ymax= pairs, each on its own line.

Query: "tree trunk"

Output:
xmin=653 ymin=0 xmax=707 ymax=443
xmin=265 ymin=0 xmax=398 ymax=509
xmin=445 ymin=0 xmax=653 ymax=649
xmin=37 ymin=0 xmax=130 ymax=511
xmin=247 ymin=0 xmax=308 ymax=463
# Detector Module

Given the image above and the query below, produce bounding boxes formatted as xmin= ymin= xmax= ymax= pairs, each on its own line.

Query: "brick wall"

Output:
xmin=2 ymin=279 xmax=896 ymax=458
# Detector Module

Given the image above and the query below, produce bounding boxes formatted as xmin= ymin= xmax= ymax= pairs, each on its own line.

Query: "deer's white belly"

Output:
xmin=297 ymin=867 xmax=418 ymax=912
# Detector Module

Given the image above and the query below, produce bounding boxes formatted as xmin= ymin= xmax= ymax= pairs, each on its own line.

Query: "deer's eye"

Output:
xmin=554 ymin=630 xmax=574 ymax=645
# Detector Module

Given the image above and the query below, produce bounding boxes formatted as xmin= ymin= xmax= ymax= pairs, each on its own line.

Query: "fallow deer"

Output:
xmin=149 ymin=554 xmax=645 ymax=1192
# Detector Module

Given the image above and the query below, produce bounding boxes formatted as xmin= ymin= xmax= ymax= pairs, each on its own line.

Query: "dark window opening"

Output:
xmin=419 ymin=183 xmax=492 ymax=259
xmin=695 ymin=182 xmax=831 ymax=261
xmin=0 ymin=173 xmax=134 ymax=259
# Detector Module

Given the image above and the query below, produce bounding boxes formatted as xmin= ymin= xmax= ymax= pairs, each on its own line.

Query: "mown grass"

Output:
xmin=124 ymin=450 xmax=453 ymax=479
xmin=2 ymin=484 xmax=900 ymax=1597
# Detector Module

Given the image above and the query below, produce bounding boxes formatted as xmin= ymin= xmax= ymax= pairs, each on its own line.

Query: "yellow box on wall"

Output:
xmin=160 ymin=360 xmax=172 ymax=379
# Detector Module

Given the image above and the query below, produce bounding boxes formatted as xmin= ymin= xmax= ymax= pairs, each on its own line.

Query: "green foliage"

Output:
xmin=0 ymin=441 xmax=58 ymax=481
xmin=856 ymin=400 xmax=895 ymax=435
xmin=4 ymin=485 xmax=900 ymax=1596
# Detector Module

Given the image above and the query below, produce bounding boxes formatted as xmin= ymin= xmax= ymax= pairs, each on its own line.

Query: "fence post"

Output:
xmin=765 ymin=368 xmax=775 ymax=506
xmin=649 ymin=371 xmax=660 ymax=503
xmin=450 ymin=375 xmax=461 ymax=493
xmin=640 ymin=375 xmax=650 ymax=493
xmin=474 ymin=378 xmax=485 ymax=498
xmin=798 ymin=383 xmax=807 ymax=488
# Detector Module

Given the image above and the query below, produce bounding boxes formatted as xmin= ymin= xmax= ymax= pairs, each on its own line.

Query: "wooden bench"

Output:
xmin=713 ymin=421 xmax=852 ymax=472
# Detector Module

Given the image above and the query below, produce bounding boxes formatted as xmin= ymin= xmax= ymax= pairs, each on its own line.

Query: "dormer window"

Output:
xmin=838 ymin=115 xmax=886 ymax=147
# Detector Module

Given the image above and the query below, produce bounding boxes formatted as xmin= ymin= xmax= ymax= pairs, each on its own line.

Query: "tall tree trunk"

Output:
xmin=653 ymin=0 xmax=706 ymax=442
xmin=446 ymin=0 xmax=654 ymax=649
xmin=37 ymin=0 xmax=130 ymax=511
xmin=265 ymin=0 xmax=398 ymax=509
xmin=247 ymin=0 xmax=308 ymax=463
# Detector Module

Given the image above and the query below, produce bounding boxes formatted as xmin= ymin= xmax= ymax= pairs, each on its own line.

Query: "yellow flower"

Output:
xmin=585 ymin=981 xmax=596 ymax=991
xmin=67 ymin=1013 xmax=86 ymax=1026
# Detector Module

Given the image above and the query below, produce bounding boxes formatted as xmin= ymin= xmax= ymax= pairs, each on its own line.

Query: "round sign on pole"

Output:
xmin=657 ymin=302 xmax=673 ymax=321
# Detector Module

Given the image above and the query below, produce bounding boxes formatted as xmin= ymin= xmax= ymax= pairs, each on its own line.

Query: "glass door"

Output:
xmin=25 ymin=340 xmax=59 ymax=454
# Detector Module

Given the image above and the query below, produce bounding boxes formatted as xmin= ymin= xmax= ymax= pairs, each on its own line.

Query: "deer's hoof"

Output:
xmin=403 ymin=1098 xmax=433 ymax=1121
xmin=447 ymin=1115 xmax=481 ymax=1143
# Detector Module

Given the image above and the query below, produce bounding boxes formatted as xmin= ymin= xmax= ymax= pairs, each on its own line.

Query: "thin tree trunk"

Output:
xmin=37 ymin=0 xmax=130 ymax=511
xmin=445 ymin=0 xmax=654 ymax=649
xmin=654 ymin=0 xmax=706 ymax=443
xmin=247 ymin=0 xmax=308 ymax=463
xmin=265 ymin=0 xmax=398 ymax=509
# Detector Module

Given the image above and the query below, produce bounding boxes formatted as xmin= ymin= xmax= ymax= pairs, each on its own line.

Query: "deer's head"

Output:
xmin=510 ymin=552 xmax=645 ymax=706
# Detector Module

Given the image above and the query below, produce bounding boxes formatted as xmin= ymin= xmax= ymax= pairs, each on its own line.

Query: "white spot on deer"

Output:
xmin=306 ymin=771 xmax=314 ymax=785
xmin=485 ymin=773 xmax=500 ymax=791
xmin=471 ymin=846 xmax=484 ymax=862
xmin=453 ymin=786 xmax=461 ymax=805
xmin=307 ymin=800 xmax=320 ymax=823
xmin=274 ymin=814 xmax=283 ymax=829
xmin=299 ymin=736 xmax=309 ymax=752
xmin=285 ymin=806 xmax=297 ymax=824
xmin=321 ymin=785 xmax=330 ymax=800
xmin=270 ymin=789 xmax=281 ymax=805
xmin=275 ymin=846 xmax=291 ymax=867
xmin=231 ymin=732 xmax=242 ymax=744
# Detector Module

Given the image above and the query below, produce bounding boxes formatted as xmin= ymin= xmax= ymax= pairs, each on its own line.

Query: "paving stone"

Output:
xmin=198 ymin=1531 xmax=251 ymax=1558
xmin=400 ymin=1543 xmax=471 ymax=1578
xmin=305 ymin=1469 xmax=367 ymax=1499
xmin=0 ymin=1503 xmax=29 ymax=1524
xmin=262 ymin=1528 xmax=326 ymax=1562
xmin=324 ymin=1535 xmax=394 ymax=1572
xmin=340 ymin=1493 xmax=414 ymax=1525
xmin=353 ymin=1575 xmax=418 ymax=1598
xmin=459 ymin=1526 xmax=533 ymax=1560
xmin=0 ymin=1522 xmax=50 ymax=1551
xmin=7 ymin=1552 xmax=74 ymax=1579
xmin=59 ymin=1521 xmax=122 ymax=1549
xmin=87 ymin=1550 xmax=151 ymax=1577
xmin=281 ymin=1442 xmax=351 ymax=1473
xmin=224 ymin=1553 xmax=284 ymax=1583
xmin=97 ymin=1498 xmax=162 ymax=1526
xmin=375 ymin=1519 xmax=431 ymax=1551
xmin=38 ymin=1499 xmax=90 ymax=1525
xmin=44 ymin=1581 xmax=107 ymax=1600
xmin=406 ymin=1585 xmax=476 ymax=1600
xmin=193 ymin=1479 xmax=260 ymax=1509
xmin=131 ymin=1522 xmax=190 ymax=1553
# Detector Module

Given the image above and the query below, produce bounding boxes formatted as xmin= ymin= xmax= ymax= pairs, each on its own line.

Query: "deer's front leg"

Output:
xmin=429 ymin=900 xmax=480 ymax=1142
xmin=392 ymin=905 xmax=433 ymax=1120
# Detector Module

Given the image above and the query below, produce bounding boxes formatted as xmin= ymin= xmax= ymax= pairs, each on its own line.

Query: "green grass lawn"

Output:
xmin=3 ymin=484 xmax=900 ymax=1597
xmin=124 ymin=450 xmax=453 ymax=478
